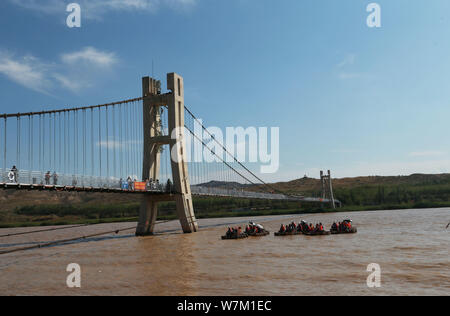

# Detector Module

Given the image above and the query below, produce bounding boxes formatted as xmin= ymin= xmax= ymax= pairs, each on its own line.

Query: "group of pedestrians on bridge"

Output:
xmin=119 ymin=177 xmax=174 ymax=193
xmin=4 ymin=165 xmax=177 ymax=193
xmin=5 ymin=166 xmax=60 ymax=186
xmin=44 ymin=171 xmax=59 ymax=185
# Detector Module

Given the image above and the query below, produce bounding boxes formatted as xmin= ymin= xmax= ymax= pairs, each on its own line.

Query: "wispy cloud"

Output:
xmin=0 ymin=47 xmax=119 ymax=94
xmin=0 ymin=53 xmax=52 ymax=94
xmin=9 ymin=0 xmax=197 ymax=19
xmin=409 ymin=151 xmax=445 ymax=157
xmin=61 ymin=47 xmax=117 ymax=68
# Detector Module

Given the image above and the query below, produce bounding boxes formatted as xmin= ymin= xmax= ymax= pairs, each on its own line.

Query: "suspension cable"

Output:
xmin=185 ymin=126 xmax=256 ymax=186
xmin=3 ymin=117 xmax=6 ymax=182
xmin=184 ymin=106 xmax=289 ymax=196
xmin=0 ymin=97 xmax=146 ymax=119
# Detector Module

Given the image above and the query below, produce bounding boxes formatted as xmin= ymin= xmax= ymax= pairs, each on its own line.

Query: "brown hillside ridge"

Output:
xmin=248 ymin=173 xmax=450 ymax=194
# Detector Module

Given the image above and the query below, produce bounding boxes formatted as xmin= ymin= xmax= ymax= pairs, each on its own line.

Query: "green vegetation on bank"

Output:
xmin=2 ymin=174 xmax=450 ymax=228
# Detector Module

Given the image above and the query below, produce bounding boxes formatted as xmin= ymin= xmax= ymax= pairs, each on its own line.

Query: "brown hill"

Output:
xmin=251 ymin=173 xmax=450 ymax=195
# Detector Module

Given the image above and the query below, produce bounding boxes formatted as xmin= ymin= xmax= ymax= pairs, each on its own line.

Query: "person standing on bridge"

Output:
xmin=10 ymin=165 xmax=18 ymax=183
xmin=53 ymin=172 xmax=58 ymax=185
xmin=127 ymin=176 xmax=132 ymax=190
xmin=45 ymin=171 xmax=51 ymax=185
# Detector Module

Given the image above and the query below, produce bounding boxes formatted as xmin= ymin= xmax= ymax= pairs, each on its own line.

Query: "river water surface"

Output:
xmin=0 ymin=208 xmax=449 ymax=296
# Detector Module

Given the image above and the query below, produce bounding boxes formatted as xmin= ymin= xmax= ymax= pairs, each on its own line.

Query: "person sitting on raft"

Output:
xmin=316 ymin=223 xmax=324 ymax=232
xmin=227 ymin=227 xmax=239 ymax=238
xmin=279 ymin=224 xmax=286 ymax=233
xmin=296 ymin=220 xmax=307 ymax=233
xmin=331 ymin=222 xmax=337 ymax=231
xmin=341 ymin=220 xmax=352 ymax=232
xmin=249 ymin=221 xmax=264 ymax=233
xmin=287 ymin=222 xmax=297 ymax=233
xmin=248 ymin=224 xmax=259 ymax=234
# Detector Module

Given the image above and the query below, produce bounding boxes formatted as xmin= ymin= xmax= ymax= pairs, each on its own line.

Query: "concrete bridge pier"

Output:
xmin=136 ymin=73 xmax=198 ymax=236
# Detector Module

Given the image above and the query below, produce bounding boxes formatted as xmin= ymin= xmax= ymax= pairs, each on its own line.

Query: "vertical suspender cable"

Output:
xmin=129 ymin=103 xmax=133 ymax=179
xmin=38 ymin=115 xmax=41 ymax=178
xmin=125 ymin=103 xmax=128 ymax=179
xmin=106 ymin=106 xmax=109 ymax=185
xmin=91 ymin=108 xmax=94 ymax=186
xmin=112 ymin=105 xmax=116 ymax=181
xmin=63 ymin=112 xmax=66 ymax=178
xmin=68 ymin=112 xmax=71 ymax=179
xmin=134 ymin=101 xmax=138 ymax=180
xmin=127 ymin=103 xmax=131 ymax=179
xmin=119 ymin=104 xmax=123 ymax=180
xmin=28 ymin=115 xmax=31 ymax=182
xmin=75 ymin=111 xmax=77 ymax=180
xmin=49 ymin=114 xmax=52 ymax=170
xmin=131 ymin=102 xmax=135 ymax=179
xmin=83 ymin=109 xmax=86 ymax=186
xmin=43 ymin=114 xmax=46 ymax=174
xmin=3 ymin=118 xmax=7 ymax=182
xmin=98 ymin=108 xmax=102 ymax=182
xmin=59 ymin=113 xmax=61 ymax=174
xmin=54 ymin=113 xmax=56 ymax=173
xmin=17 ymin=117 xmax=20 ymax=172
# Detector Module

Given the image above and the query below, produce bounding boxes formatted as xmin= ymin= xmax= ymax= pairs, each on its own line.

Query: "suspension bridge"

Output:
xmin=0 ymin=73 xmax=338 ymax=235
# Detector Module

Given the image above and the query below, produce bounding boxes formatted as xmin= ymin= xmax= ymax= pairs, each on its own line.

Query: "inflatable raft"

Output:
xmin=303 ymin=231 xmax=331 ymax=236
xmin=331 ymin=227 xmax=357 ymax=235
xmin=274 ymin=231 xmax=301 ymax=236
xmin=221 ymin=233 xmax=248 ymax=240
xmin=247 ymin=230 xmax=270 ymax=237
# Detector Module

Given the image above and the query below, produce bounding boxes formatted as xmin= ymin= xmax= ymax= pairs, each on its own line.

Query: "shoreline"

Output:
xmin=1 ymin=203 xmax=449 ymax=229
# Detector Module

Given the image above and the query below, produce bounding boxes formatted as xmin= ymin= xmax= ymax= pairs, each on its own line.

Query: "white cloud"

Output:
xmin=9 ymin=0 xmax=197 ymax=19
xmin=52 ymin=73 xmax=86 ymax=92
xmin=61 ymin=47 xmax=117 ymax=68
xmin=0 ymin=53 xmax=52 ymax=93
xmin=0 ymin=47 xmax=119 ymax=94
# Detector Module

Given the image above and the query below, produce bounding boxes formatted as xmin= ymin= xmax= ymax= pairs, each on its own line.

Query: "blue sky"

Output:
xmin=1 ymin=0 xmax=450 ymax=182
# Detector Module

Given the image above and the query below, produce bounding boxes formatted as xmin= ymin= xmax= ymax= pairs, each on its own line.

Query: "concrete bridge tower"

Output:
xmin=136 ymin=73 xmax=198 ymax=236
xmin=320 ymin=170 xmax=336 ymax=209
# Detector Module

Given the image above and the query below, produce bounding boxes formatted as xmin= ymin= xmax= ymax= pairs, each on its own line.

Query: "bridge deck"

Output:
xmin=0 ymin=183 xmax=337 ymax=204
xmin=0 ymin=183 xmax=163 ymax=195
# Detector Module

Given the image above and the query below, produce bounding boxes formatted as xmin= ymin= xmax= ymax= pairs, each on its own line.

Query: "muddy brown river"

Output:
xmin=0 ymin=208 xmax=449 ymax=296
